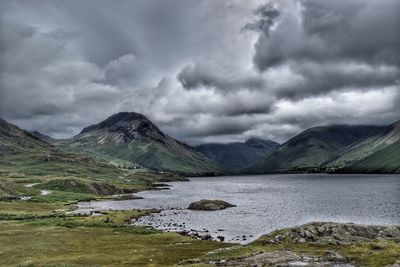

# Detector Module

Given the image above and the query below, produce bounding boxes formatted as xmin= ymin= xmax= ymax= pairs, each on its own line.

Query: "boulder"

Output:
xmin=188 ymin=199 xmax=236 ymax=211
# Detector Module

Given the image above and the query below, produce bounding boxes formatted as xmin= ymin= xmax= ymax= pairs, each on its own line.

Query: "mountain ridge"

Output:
xmin=58 ymin=112 xmax=224 ymax=175
xmin=196 ymin=138 xmax=279 ymax=171
xmin=245 ymin=124 xmax=387 ymax=174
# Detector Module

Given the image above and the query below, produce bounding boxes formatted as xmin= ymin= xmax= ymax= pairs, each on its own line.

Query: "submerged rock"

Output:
xmin=188 ymin=199 xmax=236 ymax=211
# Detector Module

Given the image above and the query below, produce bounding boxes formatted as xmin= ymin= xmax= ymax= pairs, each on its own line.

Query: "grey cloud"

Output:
xmin=252 ymin=0 xmax=400 ymax=71
xmin=177 ymin=64 xmax=265 ymax=91
xmin=243 ymin=3 xmax=280 ymax=35
xmin=1 ymin=0 xmax=399 ymax=144
xmin=274 ymin=62 xmax=400 ymax=99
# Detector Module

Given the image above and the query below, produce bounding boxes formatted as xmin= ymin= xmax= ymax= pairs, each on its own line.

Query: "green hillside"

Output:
xmin=328 ymin=121 xmax=400 ymax=168
xmin=58 ymin=112 xmax=224 ymax=176
xmin=0 ymin=116 xmax=185 ymax=201
xmin=344 ymin=140 xmax=400 ymax=173
xmin=245 ymin=125 xmax=383 ymax=173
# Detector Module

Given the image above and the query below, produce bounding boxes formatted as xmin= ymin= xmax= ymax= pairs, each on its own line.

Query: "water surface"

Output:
xmin=77 ymin=174 xmax=400 ymax=243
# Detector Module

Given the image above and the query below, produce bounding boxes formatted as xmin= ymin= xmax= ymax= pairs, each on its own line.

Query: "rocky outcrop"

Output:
xmin=209 ymin=250 xmax=351 ymax=267
xmin=188 ymin=199 xmax=236 ymax=211
xmin=264 ymin=222 xmax=400 ymax=245
xmin=186 ymin=222 xmax=400 ymax=267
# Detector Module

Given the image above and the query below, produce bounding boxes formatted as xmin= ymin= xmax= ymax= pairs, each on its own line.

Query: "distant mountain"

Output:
xmin=30 ymin=131 xmax=57 ymax=143
xmin=196 ymin=138 xmax=279 ymax=171
xmin=58 ymin=112 xmax=224 ymax=175
xmin=245 ymin=125 xmax=384 ymax=173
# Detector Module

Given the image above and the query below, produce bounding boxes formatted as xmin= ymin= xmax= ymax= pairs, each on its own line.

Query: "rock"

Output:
xmin=386 ymin=260 xmax=400 ymax=267
xmin=263 ymin=222 xmax=400 ymax=246
xmin=181 ymin=258 xmax=202 ymax=264
xmin=201 ymin=234 xmax=212 ymax=240
xmin=113 ymin=194 xmax=143 ymax=200
xmin=297 ymin=238 xmax=306 ymax=243
xmin=188 ymin=199 xmax=236 ymax=211
xmin=321 ymin=251 xmax=345 ymax=262
xmin=217 ymin=235 xmax=225 ymax=242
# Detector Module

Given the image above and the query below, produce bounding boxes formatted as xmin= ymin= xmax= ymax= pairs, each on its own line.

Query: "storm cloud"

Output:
xmin=0 ymin=0 xmax=399 ymax=144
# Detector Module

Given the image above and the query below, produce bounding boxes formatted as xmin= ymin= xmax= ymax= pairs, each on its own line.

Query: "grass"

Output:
xmin=0 ymin=201 xmax=66 ymax=216
xmin=0 ymin=208 xmax=232 ymax=267
xmin=0 ymin=200 xmax=399 ymax=266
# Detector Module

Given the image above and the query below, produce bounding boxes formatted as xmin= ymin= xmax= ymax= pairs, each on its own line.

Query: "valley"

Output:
xmin=0 ymin=114 xmax=399 ymax=266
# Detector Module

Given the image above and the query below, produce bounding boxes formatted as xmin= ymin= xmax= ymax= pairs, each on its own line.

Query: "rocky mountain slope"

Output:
xmin=196 ymin=138 xmax=279 ymax=171
xmin=245 ymin=125 xmax=384 ymax=173
xmin=58 ymin=112 xmax=224 ymax=175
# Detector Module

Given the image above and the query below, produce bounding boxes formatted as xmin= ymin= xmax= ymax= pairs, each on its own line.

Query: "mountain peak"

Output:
xmin=81 ymin=112 xmax=148 ymax=133
xmin=77 ymin=111 xmax=168 ymax=144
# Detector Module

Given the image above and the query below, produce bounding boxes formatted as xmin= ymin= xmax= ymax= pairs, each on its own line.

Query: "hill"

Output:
xmin=30 ymin=131 xmax=57 ymax=144
xmin=328 ymin=121 xmax=400 ymax=169
xmin=245 ymin=125 xmax=383 ymax=173
xmin=58 ymin=112 xmax=224 ymax=176
xmin=345 ymin=140 xmax=400 ymax=173
xmin=0 ymin=116 xmax=122 ymax=182
xmin=196 ymin=138 xmax=279 ymax=171
xmin=0 ymin=116 xmax=185 ymax=199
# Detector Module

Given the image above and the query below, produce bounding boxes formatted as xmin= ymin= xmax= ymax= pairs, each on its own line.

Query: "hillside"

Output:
xmin=58 ymin=112 xmax=224 ymax=176
xmin=245 ymin=125 xmax=383 ymax=173
xmin=196 ymin=138 xmax=279 ymax=171
xmin=328 ymin=121 xmax=400 ymax=168
xmin=30 ymin=131 xmax=57 ymax=144
xmin=0 ymin=116 xmax=122 ymax=182
xmin=343 ymin=140 xmax=400 ymax=173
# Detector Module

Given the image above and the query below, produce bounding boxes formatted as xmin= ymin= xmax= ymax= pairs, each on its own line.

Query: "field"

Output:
xmin=0 ymin=203 xmax=231 ymax=267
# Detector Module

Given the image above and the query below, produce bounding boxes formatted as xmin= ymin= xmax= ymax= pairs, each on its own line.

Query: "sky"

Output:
xmin=0 ymin=0 xmax=399 ymax=144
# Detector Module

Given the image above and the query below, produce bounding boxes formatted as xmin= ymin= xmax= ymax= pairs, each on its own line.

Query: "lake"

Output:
xmin=77 ymin=174 xmax=400 ymax=243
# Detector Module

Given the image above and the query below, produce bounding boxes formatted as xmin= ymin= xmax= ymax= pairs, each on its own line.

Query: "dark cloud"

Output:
xmin=0 ymin=0 xmax=399 ymax=144
xmin=252 ymin=0 xmax=400 ymax=71
xmin=243 ymin=3 xmax=280 ymax=35
xmin=178 ymin=64 xmax=265 ymax=91
xmin=274 ymin=62 xmax=400 ymax=99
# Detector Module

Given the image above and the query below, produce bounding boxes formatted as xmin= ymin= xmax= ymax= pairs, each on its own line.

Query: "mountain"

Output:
xmin=328 ymin=121 xmax=400 ymax=168
xmin=0 ymin=116 xmax=120 ymax=182
xmin=345 ymin=140 xmax=400 ymax=173
xmin=58 ymin=112 xmax=224 ymax=175
xmin=245 ymin=125 xmax=384 ymax=173
xmin=30 ymin=131 xmax=57 ymax=143
xmin=196 ymin=138 xmax=279 ymax=171
xmin=331 ymin=121 xmax=400 ymax=173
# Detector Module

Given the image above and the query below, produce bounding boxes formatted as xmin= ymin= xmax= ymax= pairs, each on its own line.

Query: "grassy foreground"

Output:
xmin=0 ymin=205 xmax=231 ymax=267
xmin=0 ymin=200 xmax=399 ymax=266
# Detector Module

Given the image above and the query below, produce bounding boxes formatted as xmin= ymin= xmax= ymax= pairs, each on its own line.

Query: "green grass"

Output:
xmin=0 ymin=201 xmax=66 ymax=216
xmin=0 ymin=208 xmax=232 ymax=267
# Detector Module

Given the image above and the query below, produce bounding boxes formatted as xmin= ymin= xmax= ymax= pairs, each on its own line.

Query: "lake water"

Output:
xmin=77 ymin=174 xmax=400 ymax=243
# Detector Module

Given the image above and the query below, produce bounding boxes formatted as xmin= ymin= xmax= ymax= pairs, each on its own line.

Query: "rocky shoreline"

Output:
xmin=180 ymin=222 xmax=400 ymax=266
